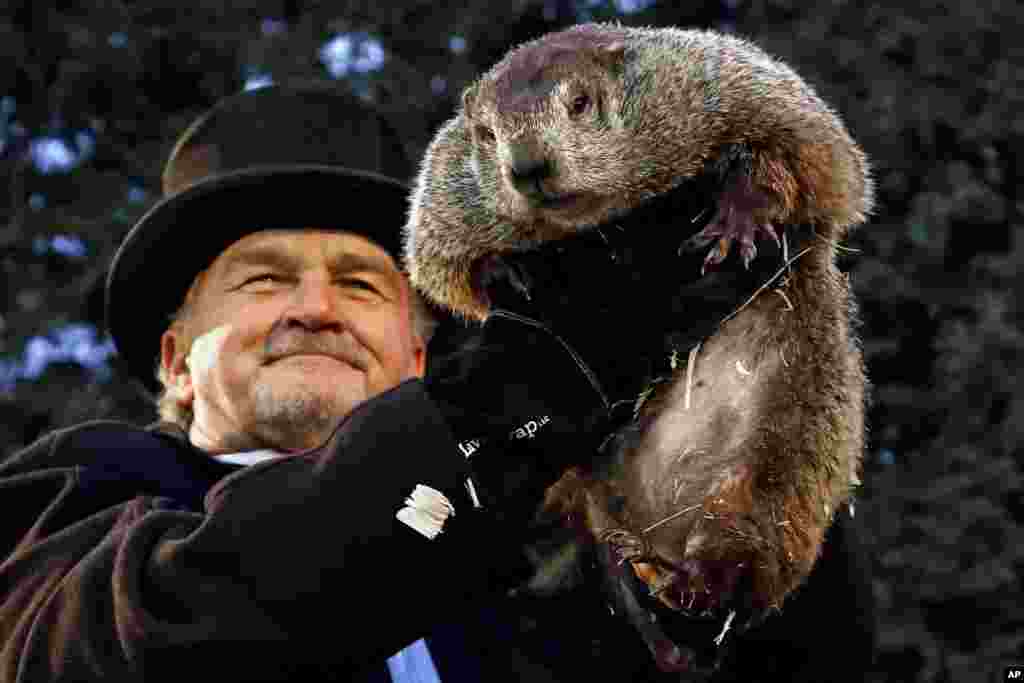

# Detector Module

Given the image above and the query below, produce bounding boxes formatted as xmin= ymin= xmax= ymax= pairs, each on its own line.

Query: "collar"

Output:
xmin=214 ymin=450 xmax=286 ymax=466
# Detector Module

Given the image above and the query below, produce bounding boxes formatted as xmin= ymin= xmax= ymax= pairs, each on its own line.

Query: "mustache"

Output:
xmin=263 ymin=326 xmax=368 ymax=370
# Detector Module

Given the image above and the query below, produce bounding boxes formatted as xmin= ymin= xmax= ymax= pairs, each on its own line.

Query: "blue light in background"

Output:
xmin=613 ymin=0 xmax=656 ymax=12
xmin=0 ymin=361 xmax=18 ymax=393
xmin=577 ymin=0 xmax=604 ymax=11
xmin=29 ymin=137 xmax=77 ymax=174
xmin=109 ymin=32 xmax=128 ymax=48
xmin=51 ymin=235 xmax=88 ymax=259
xmin=28 ymin=194 xmax=46 ymax=211
xmin=430 ymin=76 xmax=447 ymax=95
xmin=0 ymin=323 xmax=116 ymax=393
xmin=449 ymin=36 xmax=466 ymax=54
xmin=320 ymin=33 xmax=385 ymax=79
xmin=320 ymin=35 xmax=354 ymax=77
xmin=261 ymin=18 xmax=287 ymax=36
xmin=353 ymin=39 xmax=385 ymax=73
xmin=574 ymin=0 xmax=655 ymax=17
xmin=0 ymin=95 xmax=14 ymax=153
xmin=244 ymin=73 xmax=275 ymax=91
xmin=75 ymin=130 xmax=96 ymax=161
xmin=33 ymin=234 xmax=89 ymax=259
xmin=27 ymin=128 xmax=98 ymax=174
xmin=127 ymin=185 xmax=148 ymax=203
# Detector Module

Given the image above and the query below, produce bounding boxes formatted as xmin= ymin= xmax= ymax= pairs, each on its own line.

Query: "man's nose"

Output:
xmin=283 ymin=276 xmax=344 ymax=332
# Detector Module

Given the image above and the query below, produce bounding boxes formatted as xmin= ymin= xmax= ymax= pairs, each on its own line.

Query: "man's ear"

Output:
xmin=412 ymin=337 xmax=427 ymax=378
xmin=160 ymin=328 xmax=194 ymax=406
xmin=407 ymin=330 xmax=427 ymax=379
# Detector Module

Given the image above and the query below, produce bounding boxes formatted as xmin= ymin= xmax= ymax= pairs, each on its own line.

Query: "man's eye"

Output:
xmin=343 ymin=277 xmax=378 ymax=293
xmin=239 ymin=273 xmax=281 ymax=288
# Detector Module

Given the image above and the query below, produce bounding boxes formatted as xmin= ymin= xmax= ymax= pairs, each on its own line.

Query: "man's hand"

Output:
xmin=425 ymin=311 xmax=609 ymax=514
xmin=425 ymin=230 xmax=680 ymax=517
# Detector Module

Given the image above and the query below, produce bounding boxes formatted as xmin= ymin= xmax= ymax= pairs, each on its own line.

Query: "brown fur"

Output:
xmin=576 ymin=248 xmax=865 ymax=611
xmin=405 ymin=23 xmax=871 ymax=619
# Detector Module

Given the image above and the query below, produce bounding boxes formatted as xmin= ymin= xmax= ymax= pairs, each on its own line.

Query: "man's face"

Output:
xmin=161 ymin=229 xmax=426 ymax=453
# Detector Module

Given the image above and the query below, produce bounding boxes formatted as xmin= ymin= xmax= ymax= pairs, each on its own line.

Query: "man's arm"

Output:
xmin=0 ymin=380 xmax=529 ymax=682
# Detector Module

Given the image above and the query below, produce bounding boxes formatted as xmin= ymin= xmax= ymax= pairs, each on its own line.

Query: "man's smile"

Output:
xmin=271 ymin=352 xmax=361 ymax=370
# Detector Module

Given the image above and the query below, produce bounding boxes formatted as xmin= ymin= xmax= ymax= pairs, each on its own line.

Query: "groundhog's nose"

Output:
xmin=506 ymin=142 xmax=554 ymax=198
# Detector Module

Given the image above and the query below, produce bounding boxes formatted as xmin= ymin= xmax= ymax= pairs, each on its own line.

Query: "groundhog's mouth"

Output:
xmin=535 ymin=191 xmax=583 ymax=209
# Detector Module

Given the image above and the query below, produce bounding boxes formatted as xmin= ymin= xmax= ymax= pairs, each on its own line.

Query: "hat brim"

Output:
xmin=105 ymin=165 xmax=410 ymax=398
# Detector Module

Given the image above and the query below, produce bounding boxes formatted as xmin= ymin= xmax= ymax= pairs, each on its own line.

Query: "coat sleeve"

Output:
xmin=0 ymin=379 xmax=532 ymax=682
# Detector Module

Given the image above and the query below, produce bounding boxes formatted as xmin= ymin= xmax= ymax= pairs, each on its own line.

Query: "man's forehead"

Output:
xmin=213 ymin=229 xmax=400 ymax=274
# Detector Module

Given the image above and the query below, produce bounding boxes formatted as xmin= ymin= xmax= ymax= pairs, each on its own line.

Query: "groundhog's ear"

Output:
xmin=461 ymin=83 xmax=479 ymax=119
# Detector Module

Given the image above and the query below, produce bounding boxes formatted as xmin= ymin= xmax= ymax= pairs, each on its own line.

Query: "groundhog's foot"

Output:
xmin=596 ymin=525 xmax=771 ymax=676
xmin=604 ymin=517 xmax=771 ymax=617
xmin=597 ymin=540 xmax=745 ymax=676
xmin=629 ymin=555 xmax=748 ymax=616
xmin=680 ymin=176 xmax=778 ymax=274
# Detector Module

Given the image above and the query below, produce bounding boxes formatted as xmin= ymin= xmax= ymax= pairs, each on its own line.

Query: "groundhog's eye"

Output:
xmin=474 ymin=125 xmax=496 ymax=143
xmin=569 ymin=94 xmax=591 ymax=117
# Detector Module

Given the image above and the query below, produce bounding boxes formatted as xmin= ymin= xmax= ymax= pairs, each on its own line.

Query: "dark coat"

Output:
xmin=0 ymin=379 xmax=874 ymax=682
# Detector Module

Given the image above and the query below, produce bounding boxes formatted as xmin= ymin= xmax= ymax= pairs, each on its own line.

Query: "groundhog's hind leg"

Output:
xmin=597 ymin=252 xmax=861 ymax=629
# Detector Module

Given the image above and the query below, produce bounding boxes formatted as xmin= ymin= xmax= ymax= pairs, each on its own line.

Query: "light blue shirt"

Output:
xmin=387 ymin=639 xmax=443 ymax=683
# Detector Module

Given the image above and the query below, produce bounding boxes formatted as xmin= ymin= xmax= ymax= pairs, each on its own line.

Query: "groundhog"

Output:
xmin=405 ymin=22 xmax=872 ymax=673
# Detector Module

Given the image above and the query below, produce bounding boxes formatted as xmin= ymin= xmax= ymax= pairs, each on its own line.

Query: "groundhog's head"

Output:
xmin=462 ymin=24 xmax=635 ymax=233
xmin=407 ymin=23 xmax=701 ymax=320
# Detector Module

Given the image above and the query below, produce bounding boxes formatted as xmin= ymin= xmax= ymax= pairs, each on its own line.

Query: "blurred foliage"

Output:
xmin=1 ymin=1 xmax=1022 ymax=681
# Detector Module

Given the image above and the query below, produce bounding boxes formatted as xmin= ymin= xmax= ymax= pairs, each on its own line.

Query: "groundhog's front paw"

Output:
xmin=680 ymin=175 xmax=779 ymax=273
xmin=683 ymin=211 xmax=779 ymax=274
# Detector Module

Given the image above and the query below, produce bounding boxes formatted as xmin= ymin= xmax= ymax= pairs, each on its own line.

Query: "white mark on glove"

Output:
xmin=396 ymin=485 xmax=455 ymax=540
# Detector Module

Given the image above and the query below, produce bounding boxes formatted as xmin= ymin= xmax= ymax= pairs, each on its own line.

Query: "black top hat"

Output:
xmin=105 ymin=81 xmax=412 ymax=396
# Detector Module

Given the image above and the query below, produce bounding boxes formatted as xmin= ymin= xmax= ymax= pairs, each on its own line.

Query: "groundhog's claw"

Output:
xmin=679 ymin=169 xmax=779 ymax=274
xmin=596 ymin=538 xmax=755 ymax=675
xmin=631 ymin=555 xmax=748 ymax=618
xmin=681 ymin=208 xmax=779 ymax=275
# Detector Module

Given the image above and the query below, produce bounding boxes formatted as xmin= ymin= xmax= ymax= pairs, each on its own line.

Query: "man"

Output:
xmin=0 ymin=81 xmax=674 ymax=682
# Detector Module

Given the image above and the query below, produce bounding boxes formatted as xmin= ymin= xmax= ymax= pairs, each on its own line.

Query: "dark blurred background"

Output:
xmin=0 ymin=1 xmax=1021 ymax=680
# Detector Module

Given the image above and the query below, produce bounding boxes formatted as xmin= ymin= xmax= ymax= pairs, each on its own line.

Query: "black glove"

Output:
xmin=425 ymin=311 xmax=609 ymax=514
xmin=425 ymin=228 xmax=686 ymax=515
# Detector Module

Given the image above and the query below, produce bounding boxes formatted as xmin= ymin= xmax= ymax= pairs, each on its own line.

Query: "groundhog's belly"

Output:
xmin=600 ymin=304 xmax=783 ymax=567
